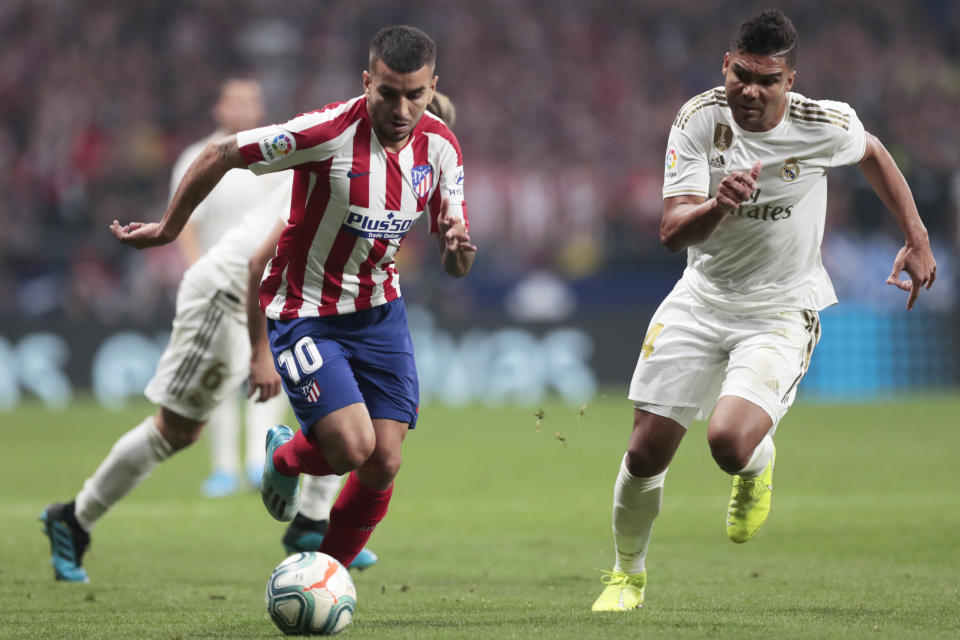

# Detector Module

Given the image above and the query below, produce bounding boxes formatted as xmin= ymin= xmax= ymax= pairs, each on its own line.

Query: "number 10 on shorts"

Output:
xmin=276 ymin=336 xmax=324 ymax=384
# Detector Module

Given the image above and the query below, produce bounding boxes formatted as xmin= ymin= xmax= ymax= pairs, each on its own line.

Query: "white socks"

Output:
xmin=738 ymin=434 xmax=774 ymax=476
xmin=244 ymin=394 xmax=288 ymax=471
xmin=612 ymin=454 xmax=667 ymax=575
xmin=74 ymin=415 xmax=173 ymax=532
xmin=205 ymin=396 xmax=241 ymax=474
xmin=298 ymin=474 xmax=343 ymax=522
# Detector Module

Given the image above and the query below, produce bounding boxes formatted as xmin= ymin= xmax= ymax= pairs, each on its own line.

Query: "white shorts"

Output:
xmin=629 ymin=279 xmax=821 ymax=429
xmin=144 ymin=281 xmax=252 ymax=422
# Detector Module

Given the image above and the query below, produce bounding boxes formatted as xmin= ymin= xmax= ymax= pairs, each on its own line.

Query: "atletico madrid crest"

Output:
xmin=301 ymin=379 xmax=321 ymax=403
xmin=411 ymin=164 xmax=433 ymax=199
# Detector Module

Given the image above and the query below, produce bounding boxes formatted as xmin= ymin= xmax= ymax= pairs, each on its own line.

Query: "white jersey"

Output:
xmin=171 ymin=131 xmax=289 ymax=254
xmin=182 ymin=177 xmax=292 ymax=296
xmin=663 ymin=88 xmax=867 ymax=313
xmin=236 ymin=96 xmax=467 ymax=319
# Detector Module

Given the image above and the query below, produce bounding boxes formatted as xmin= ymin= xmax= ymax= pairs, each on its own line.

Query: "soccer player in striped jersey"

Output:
xmin=38 ymin=87 xmax=458 ymax=584
xmin=278 ymin=89 xmax=458 ymax=556
xmin=592 ymin=10 xmax=936 ymax=611
xmin=111 ymin=26 xmax=475 ymax=570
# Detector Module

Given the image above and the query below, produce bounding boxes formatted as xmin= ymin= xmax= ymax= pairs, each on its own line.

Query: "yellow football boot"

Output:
xmin=726 ymin=446 xmax=776 ymax=543
xmin=591 ymin=570 xmax=646 ymax=611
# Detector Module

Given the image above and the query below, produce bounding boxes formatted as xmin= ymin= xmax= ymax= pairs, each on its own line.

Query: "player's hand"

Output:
xmin=886 ymin=241 xmax=937 ymax=310
xmin=109 ymin=220 xmax=173 ymax=249
xmin=248 ymin=349 xmax=282 ymax=402
xmin=715 ymin=161 xmax=762 ymax=213
xmin=437 ymin=198 xmax=477 ymax=255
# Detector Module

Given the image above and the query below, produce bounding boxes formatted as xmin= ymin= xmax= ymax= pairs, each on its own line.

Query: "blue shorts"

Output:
xmin=267 ymin=299 xmax=419 ymax=432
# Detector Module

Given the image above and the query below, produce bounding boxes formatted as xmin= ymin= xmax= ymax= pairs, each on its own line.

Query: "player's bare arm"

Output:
xmin=435 ymin=197 xmax=477 ymax=277
xmin=110 ymin=136 xmax=246 ymax=249
xmin=660 ymin=161 xmax=762 ymax=252
xmin=858 ymin=132 xmax=937 ymax=310
xmin=246 ymin=219 xmax=285 ymax=402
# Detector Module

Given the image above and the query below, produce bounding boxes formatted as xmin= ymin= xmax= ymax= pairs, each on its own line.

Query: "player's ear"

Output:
xmin=784 ymin=69 xmax=796 ymax=92
xmin=362 ymin=70 xmax=372 ymax=96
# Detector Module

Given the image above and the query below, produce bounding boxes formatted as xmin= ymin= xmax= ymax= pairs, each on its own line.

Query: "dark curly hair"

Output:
xmin=369 ymin=25 xmax=437 ymax=74
xmin=731 ymin=10 xmax=799 ymax=69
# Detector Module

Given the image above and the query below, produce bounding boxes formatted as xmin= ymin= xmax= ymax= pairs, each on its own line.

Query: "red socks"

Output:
xmin=319 ymin=472 xmax=393 ymax=568
xmin=272 ymin=429 xmax=336 ymax=476
xmin=273 ymin=431 xmax=394 ymax=567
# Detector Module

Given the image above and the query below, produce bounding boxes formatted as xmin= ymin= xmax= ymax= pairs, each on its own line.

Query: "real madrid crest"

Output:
xmin=713 ymin=123 xmax=733 ymax=151
xmin=779 ymin=157 xmax=800 ymax=181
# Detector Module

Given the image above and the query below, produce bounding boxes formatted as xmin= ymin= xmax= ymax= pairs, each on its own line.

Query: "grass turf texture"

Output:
xmin=1 ymin=395 xmax=958 ymax=639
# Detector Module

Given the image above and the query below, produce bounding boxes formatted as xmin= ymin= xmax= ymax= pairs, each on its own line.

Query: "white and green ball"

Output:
xmin=266 ymin=552 xmax=357 ymax=635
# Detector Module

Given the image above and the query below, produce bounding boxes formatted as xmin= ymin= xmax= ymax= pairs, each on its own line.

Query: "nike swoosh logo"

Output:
xmin=347 ymin=170 xmax=371 ymax=179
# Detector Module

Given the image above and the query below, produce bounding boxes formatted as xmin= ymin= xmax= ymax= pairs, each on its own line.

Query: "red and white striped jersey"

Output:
xmin=236 ymin=96 xmax=467 ymax=319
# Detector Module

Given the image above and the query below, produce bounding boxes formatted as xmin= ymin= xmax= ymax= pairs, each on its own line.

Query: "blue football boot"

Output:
xmin=282 ymin=514 xmax=379 ymax=570
xmin=261 ymin=425 xmax=300 ymax=521
xmin=40 ymin=502 xmax=90 ymax=583
xmin=201 ymin=469 xmax=240 ymax=498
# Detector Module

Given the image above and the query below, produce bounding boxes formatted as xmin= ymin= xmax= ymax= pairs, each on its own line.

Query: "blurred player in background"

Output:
xmin=280 ymin=89 xmax=458 ymax=555
xmin=592 ymin=9 xmax=937 ymax=611
xmin=111 ymin=24 xmax=474 ymax=570
xmin=170 ymin=78 xmax=289 ymax=497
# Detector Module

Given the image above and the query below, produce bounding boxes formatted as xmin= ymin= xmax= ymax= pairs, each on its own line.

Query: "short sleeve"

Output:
xmin=826 ymin=101 xmax=867 ymax=167
xmin=235 ymin=99 xmax=363 ymax=175
xmin=662 ymin=123 xmax=710 ymax=199
xmin=426 ymin=130 xmax=467 ymax=233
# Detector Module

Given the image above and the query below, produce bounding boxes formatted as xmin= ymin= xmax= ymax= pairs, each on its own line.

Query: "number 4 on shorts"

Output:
xmin=640 ymin=323 xmax=664 ymax=360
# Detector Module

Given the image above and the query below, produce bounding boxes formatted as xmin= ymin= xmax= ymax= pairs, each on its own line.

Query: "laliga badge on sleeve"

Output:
xmin=259 ymin=132 xmax=296 ymax=163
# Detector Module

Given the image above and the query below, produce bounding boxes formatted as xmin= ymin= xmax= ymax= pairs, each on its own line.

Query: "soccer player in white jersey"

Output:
xmin=169 ymin=78 xmax=291 ymax=498
xmin=110 ymin=26 xmax=475 ymax=570
xmin=592 ymin=10 xmax=936 ymax=611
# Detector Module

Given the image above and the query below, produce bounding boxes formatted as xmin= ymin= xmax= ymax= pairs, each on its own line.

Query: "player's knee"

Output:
xmin=373 ymin=448 xmax=402 ymax=482
xmin=707 ymin=421 xmax=750 ymax=474
xmin=624 ymin=413 xmax=677 ymax=477
xmin=359 ymin=447 xmax=402 ymax=489
xmin=323 ymin=424 xmax=376 ymax=472
xmin=156 ymin=407 xmax=204 ymax=451
xmin=624 ymin=443 xmax=669 ymax=477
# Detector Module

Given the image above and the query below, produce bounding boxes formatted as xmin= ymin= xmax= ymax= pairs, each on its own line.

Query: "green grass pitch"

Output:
xmin=1 ymin=394 xmax=958 ymax=639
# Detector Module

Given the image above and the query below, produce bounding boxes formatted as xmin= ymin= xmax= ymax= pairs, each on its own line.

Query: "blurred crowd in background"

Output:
xmin=2 ymin=0 xmax=958 ymax=325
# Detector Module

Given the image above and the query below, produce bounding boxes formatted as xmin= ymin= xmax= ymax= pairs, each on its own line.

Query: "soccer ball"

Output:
xmin=265 ymin=552 xmax=357 ymax=635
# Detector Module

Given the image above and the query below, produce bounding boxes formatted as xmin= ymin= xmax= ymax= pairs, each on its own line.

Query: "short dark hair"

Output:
xmin=369 ymin=26 xmax=437 ymax=74
xmin=731 ymin=10 xmax=799 ymax=69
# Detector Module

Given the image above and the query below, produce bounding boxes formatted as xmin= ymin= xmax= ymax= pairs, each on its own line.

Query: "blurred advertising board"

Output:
xmin=0 ymin=305 xmax=956 ymax=411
